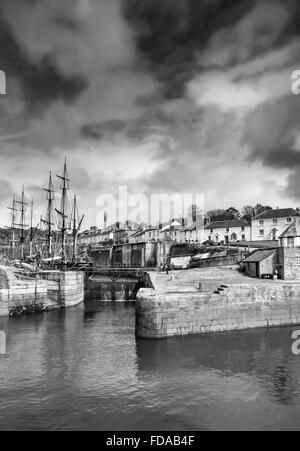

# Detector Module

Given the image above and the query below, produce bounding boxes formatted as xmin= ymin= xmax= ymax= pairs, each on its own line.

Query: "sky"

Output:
xmin=0 ymin=0 xmax=300 ymax=228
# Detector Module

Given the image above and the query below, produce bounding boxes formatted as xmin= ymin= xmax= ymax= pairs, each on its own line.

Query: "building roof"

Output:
xmin=243 ymin=249 xmax=277 ymax=263
xmin=100 ymin=230 xmax=112 ymax=236
xmin=160 ymin=221 xmax=182 ymax=232
xmin=279 ymin=221 xmax=300 ymax=238
xmin=130 ymin=230 xmax=144 ymax=238
xmin=145 ymin=227 xmax=159 ymax=233
xmin=184 ymin=224 xmax=197 ymax=232
xmin=229 ymin=240 xmax=278 ymax=248
xmin=253 ymin=208 xmax=299 ymax=220
xmin=204 ymin=219 xmax=249 ymax=230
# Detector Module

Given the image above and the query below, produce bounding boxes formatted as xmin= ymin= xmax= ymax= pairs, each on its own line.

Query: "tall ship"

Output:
xmin=0 ymin=159 xmax=86 ymax=317
xmin=6 ymin=158 xmax=86 ymax=269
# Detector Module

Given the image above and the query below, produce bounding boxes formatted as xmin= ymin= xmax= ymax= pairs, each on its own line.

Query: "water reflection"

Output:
xmin=0 ymin=301 xmax=300 ymax=430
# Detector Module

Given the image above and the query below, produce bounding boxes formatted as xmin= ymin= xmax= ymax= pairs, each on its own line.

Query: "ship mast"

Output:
xmin=29 ymin=199 xmax=34 ymax=256
xmin=16 ymin=186 xmax=28 ymax=261
xmin=7 ymin=195 xmax=18 ymax=260
xmin=42 ymin=172 xmax=55 ymax=258
xmin=56 ymin=158 xmax=70 ymax=265
xmin=71 ymin=194 xmax=84 ymax=263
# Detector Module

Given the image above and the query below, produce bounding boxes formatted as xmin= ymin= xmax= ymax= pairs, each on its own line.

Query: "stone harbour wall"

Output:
xmin=278 ymin=247 xmax=300 ymax=280
xmin=0 ymin=282 xmax=49 ymax=316
xmin=0 ymin=269 xmax=85 ymax=317
xmin=87 ymin=276 xmax=140 ymax=301
xmin=39 ymin=271 xmax=85 ymax=308
xmin=136 ymin=282 xmax=300 ymax=339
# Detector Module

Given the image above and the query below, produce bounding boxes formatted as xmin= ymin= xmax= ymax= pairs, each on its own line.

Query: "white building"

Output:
xmin=128 ymin=227 xmax=160 ymax=244
xmin=78 ymin=228 xmax=114 ymax=246
xmin=159 ymin=221 xmax=184 ymax=242
xmin=203 ymin=219 xmax=251 ymax=244
xmin=279 ymin=220 xmax=300 ymax=247
xmin=251 ymin=208 xmax=299 ymax=241
xmin=183 ymin=224 xmax=203 ymax=243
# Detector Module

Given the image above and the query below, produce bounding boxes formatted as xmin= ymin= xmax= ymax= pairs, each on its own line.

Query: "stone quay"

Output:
xmin=0 ymin=266 xmax=84 ymax=317
xmin=136 ymin=266 xmax=300 ymax=339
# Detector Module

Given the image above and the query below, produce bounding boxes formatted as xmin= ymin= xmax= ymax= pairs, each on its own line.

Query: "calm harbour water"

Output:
xmin=1 ymin=296 xmax=300 ymax=431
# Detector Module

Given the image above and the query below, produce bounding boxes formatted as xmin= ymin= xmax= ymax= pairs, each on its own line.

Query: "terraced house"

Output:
xmin=251 ymin=208 xmax=300 ymax=241
xmin=203 ymin=219 xmax=251 ymax=244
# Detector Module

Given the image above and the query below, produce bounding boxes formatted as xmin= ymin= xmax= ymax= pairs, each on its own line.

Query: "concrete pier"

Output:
xmin=136 ymin=267 xmax=300 ymax=339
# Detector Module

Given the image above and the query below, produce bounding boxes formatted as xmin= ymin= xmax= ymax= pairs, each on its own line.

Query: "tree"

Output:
xmin=241 ymin=205 xmax=256 ymax=222
xmin=242 ymin=204 xmax=272 ymax=221
xmin=226 ymin=207 xmax=240 ymax=218
xmin=254 ymin=204 xmax=272 ymax=216
xmin=206 ymin=209 xmax=235 ymax=222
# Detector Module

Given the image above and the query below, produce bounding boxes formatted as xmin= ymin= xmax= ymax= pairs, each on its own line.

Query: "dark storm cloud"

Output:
xmin=244 ymin=96 xmax=300 ymax=169
xmin=123 ymin=0 xmax=265 ymax=98
xmin=81 ymin=120 xmax=127 ymax=140
xmin=0 ymin=14 xmax=86 ymax=111
xmin=243 ymin=96 xmax=300 ymax=200
xmin=0 ymin=0 xmax=299 ymax=222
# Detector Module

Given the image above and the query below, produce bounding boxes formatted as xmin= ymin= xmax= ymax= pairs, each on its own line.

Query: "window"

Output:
xmin=242 ymin=235 xmax=246 ymax=241
xmin=287 ymin=218 xmax=292 ymax=223
xmin=259 ymin=220 xmax=264 ymax=225
xmin=259 ymin=230 xmax=264 ymax=236
xmin=210 ymin=229 xmax=213 ymax=233
xmin=241 ymin=227 xmax=245 ymax=231
xmin=273 ymin=219 xmax=278 ymax=225
xmin=226 ymin=228 xmax=229 ymax=232
xmin=288 ymin=237 xmax=294 ymax=247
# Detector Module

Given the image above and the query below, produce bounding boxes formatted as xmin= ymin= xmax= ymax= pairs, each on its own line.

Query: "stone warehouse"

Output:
xmin=242 ymin=220 xmax=300 ymax=280
xmin=243 ymin=249 xmax=277 ymax=278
